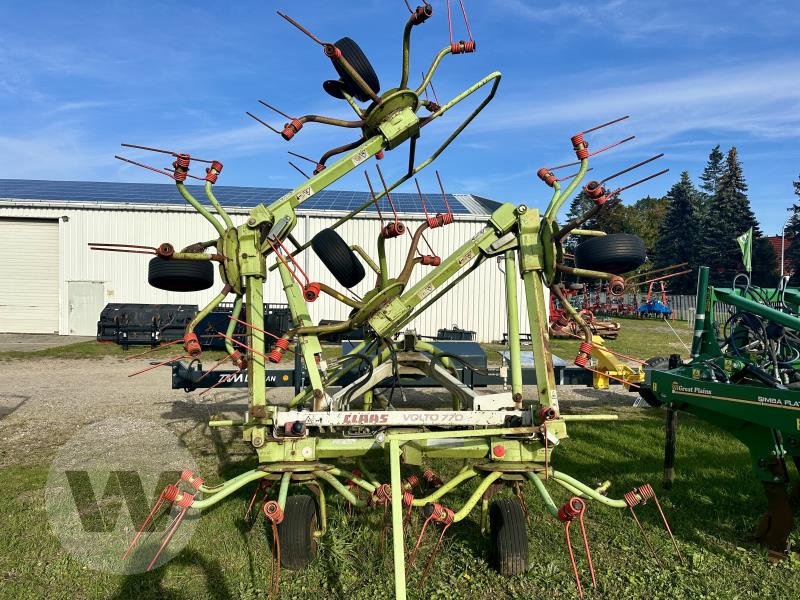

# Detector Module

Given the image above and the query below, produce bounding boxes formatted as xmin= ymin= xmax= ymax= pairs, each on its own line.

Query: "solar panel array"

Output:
xmin=0 ymin=179 xmax=499 ymax=216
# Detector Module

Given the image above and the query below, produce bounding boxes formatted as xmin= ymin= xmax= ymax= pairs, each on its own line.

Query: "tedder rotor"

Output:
xmin=96 ymin=4 xmax=682 ymax=598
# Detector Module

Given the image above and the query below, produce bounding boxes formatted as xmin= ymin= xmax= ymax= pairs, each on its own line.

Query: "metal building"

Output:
xmin=0 ymin=179 xmax=532 ymax=341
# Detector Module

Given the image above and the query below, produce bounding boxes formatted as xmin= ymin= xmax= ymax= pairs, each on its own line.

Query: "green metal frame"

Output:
xmin=116 ymin=8 xmax=651 ymax=598
xmin=646 ymin=266 xmax=800 ymax=555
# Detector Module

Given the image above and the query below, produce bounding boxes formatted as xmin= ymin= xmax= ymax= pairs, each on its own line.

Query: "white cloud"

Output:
xmin=481 ymin=58 xmax=800 ymax=146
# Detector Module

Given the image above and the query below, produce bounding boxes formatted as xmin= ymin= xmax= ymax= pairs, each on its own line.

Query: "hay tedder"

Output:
xmin=640 ymin=266 xmax=800 ymax=558
xmin=94 ymin=4 xmax=682 ymax=597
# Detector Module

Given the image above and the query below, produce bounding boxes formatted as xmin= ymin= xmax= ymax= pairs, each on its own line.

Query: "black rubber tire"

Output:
xmin=638 ymin=356 xmax=670 ymax=407
xmin=276 ymin=495 xmax=319 ymax=570
xmin=488 ymin=498 xmax=528 ymax=576
xmin=148 ymin=257 xmax=214 ymax=292
xmin=573 ymin=233 xmax=646 ymax=275
xmin=330 ymin=37 xmax=380 ymax=102
xmin=311 ymin=228 xmax=366 ymax=288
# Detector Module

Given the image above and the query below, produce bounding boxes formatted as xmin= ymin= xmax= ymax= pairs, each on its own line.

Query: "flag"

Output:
xmin=736 ymin=227 xmax=753 ymax=273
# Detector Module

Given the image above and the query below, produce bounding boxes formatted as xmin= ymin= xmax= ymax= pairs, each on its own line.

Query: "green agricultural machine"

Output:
xmin=640 ymin=266 xmax=800 ymax=557
xmin=98 ymin=4 xmax=678 ymax=598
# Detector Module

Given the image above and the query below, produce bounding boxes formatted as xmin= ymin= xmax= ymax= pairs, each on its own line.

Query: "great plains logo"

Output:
xmin=671 ymin=381 xmax=712 ymax=396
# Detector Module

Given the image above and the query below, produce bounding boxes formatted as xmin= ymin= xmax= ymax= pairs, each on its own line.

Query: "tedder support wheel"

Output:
xmin=148 ymin=257 xmax=214 ymax=292
xmin=573 ymin=233 xmax=646 ymax=275
xmin=276 ymin=495 xmax=319 ymax=570
xmin=323 ymin=37 xmax=381 ymax=102
xmin=488 ymin=498 xmax=528 ymax=576
xmin=311 ymin=228 xmax=366 ymax=289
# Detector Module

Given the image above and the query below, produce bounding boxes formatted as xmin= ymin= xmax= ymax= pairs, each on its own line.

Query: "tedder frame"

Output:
xmin=101 ymin=4 xmax=679 ymax=598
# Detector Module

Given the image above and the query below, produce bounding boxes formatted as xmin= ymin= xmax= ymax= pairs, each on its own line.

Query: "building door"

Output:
xmin=0 ymin=218 xmax=59 ymax=333
xmin=68 ymin=281 xmax=105 ymax=335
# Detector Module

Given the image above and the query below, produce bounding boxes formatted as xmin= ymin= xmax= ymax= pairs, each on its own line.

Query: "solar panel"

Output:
xmin=0 ymin=179 xmax=492 ymax=215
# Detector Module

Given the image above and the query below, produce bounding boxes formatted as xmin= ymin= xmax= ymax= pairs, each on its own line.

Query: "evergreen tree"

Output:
xmin=652 ymin=172 xmax=700 ymax=292
xmin=699 ymin=145 xmax=724 ymax=195
xmin=695 ymin=145 xmax=724 ymax=223
xmin=783 ymin=173 xmax=800 ymax=283
xmin=562 ymin=189 xmax=626 ymax=252
xmin=698 ymin=147 xmax=777 ymax=285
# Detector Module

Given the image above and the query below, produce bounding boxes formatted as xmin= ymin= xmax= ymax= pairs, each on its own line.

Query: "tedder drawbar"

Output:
xmin=640 ymin=266 xmax=800 ymax=559
xmin=94 ymin=4 xmax=680 ymax=598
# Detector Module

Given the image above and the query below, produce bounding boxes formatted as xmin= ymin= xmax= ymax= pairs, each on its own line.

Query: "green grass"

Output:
xmin=481 ymin=317 xmax=693 ymax=366
xmin=3 ymin=409 xmax=800 ymax=599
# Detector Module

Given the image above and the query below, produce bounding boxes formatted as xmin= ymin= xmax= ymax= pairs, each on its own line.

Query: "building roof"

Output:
xmin=0 ymin=179 xmax=501 ymax=216
xmin=766 ymin=235 xmax=792 ymax=269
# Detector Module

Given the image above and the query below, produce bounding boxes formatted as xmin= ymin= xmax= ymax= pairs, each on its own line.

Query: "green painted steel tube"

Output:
xmin=520 ymin=268 xmax=560 ymax=409
xmin=416 ymin=47 xmax=452 ymax=95
xmin=336 ymin=54 xmax=381 ymax=104
xmin=571 ymin=229 xmax=606 ymax=237
xmin=197 ymin=467 xmax=265 ymax=494
xmin=307 ymin=482 xmax=327 ymax=538
xmin=277 ymin=260 xmax=324 ymax=401
xmin=204 ymin=181 xmax=235 ymax=230
xmin=176 ymin=182 xmax=226 ymax=237
xmin=208 ymin=420 xmax=245 ymax=427
xmin=546 ymin=159 xmax=588 ymax=220
xmin=356 ymin=458 xmax=381 ymax=487
xmin=191 ymin=470 xmax=268 ymax=509
xmin=691 ymin=266 xmax=710 ymax=357
xmin=389 ymin=427 xmax=536 ymax=442
xmin=453 ymin=472 xmax=503 ymax=522
xmin=342 ymin=90 xmax=364 ymax=118
xmin=411 ymin=468 xmax=479 ymax=507
xmin=716 ymin=287 xmax=800 ymax=331
xmin=188 ymin=287 xmax=230 ymax=334
xmin=527 ymin=472 xmax=559 ymax=518
xmin=377 ymin=236 xmax=390 ymax=288
xmin=389 ymin=440 xmax=408 ymax=600
xmin=504 ymin=251 xmax=523 ymax=402
xmin=281 ymin=72 xmax=501 ymax=263
xmin=414 ymin=339 xmax=453 ymax=370
xmin=246 ymin=276 xmax=267 ymax=408
xmin=351 ymin=245 xmax=380 ymax=274
xmin=561 ymin=414 xmax=619 ymax=422
xmin=319 ymin=283 xmax=362 ymax=309
xmin=224 ymin=295 xmax=243 ymax=356
xmin=548 ymin=182 xmax=561 ymax=213
xmin=314 ymin=470 xmax=364 ymax=507
xmin=277 ymin=472 xmax=291 ymax=510
xmin=275 ymin=135 xmax=382 ymax=214
xmin=556 ymin=263 xmax=615 ymax=281
xmin=399 ymin=19 xmax=414 ymax=90
xmin=552 ymin=477 xmax=613 ymax=499
xmin=327 ymin=467 xmax=377 ymax=493
xmin=290 ymin=339 xmax=371 ymax=407
xmin=398 ymin=257 xmax=485 ymax=332
xmin=554 ymin=477 xmax=588 ymax=498
xmin=551 ymin=471 xmax=627 ymax=508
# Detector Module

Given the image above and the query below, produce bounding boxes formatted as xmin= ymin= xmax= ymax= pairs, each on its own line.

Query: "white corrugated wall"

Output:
xmin=0 ymin=201 xmax=537 ymax=341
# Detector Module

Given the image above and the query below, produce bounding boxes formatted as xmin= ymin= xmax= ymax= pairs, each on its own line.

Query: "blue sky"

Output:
xmin=2 ymin=0 xmax=798 ymax=233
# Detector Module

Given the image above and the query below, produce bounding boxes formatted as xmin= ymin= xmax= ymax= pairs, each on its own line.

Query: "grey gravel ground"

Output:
xmin=0 ymin=357 xmax=637 ymax=469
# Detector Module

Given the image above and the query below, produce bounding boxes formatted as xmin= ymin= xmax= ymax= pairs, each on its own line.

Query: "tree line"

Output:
xmin=564 ymin=145 xmax=786 ymax=292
